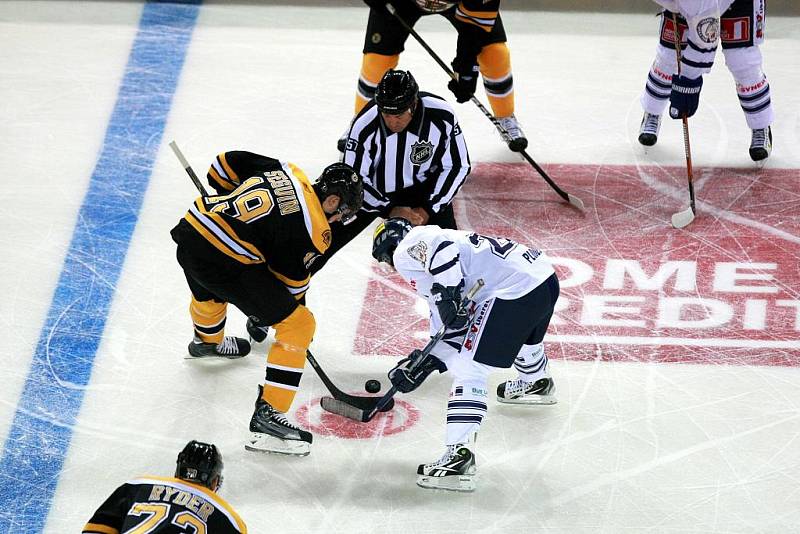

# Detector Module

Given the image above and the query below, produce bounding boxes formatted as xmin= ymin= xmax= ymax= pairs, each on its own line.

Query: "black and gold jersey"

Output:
xmin=181 ymin=151 xmax=332 ymax=299
xmin=82 ymin=476 xmax=246 ymax=534
xmin=451 ymin=0 xmax=499 ymax=33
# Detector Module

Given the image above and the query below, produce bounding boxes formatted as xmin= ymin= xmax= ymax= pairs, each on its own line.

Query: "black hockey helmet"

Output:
xmin=375 ymin=70 xmax=419 ymax=115
xmin=315 ymin=162 xmax=363 ymax=224
xmin=175 ymin=440 xmax=224 ymax=491
xmin=372 ymin=217 xmax=413 ymax=267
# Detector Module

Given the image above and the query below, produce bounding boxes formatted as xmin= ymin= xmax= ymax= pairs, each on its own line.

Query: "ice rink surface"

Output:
xmin=1 ymin=1 xmax=800 ymax=532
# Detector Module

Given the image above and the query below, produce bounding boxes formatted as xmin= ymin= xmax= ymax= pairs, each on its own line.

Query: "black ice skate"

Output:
xmin=245 ymin=386 xmax=312 ymax=456
xmin=497 ymin=114 xmax=528 ymax=152
xmin=638 ymin=112 xmax=661 ymax=146
xmin=246 ymin=315 xmax=269 ymax=344
xmin=749 ymin=126 xmax=772 ymax=162
xmin=416 ymin=444 xmax=476 ymax=492
xmin=497 ymin=377 xmax=557 ymax=405
xmin=187 ymin=336 xmax=250 ymax=359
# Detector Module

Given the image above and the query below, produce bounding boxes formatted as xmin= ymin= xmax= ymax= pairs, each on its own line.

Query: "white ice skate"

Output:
xmin=496 ymin=377 xmax=557 ymax=405
xmin=416 ymin=443 xmax=476 ymax=492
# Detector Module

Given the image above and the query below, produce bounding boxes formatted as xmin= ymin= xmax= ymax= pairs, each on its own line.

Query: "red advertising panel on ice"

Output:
xmin=354 ymin=163 xmax=800 ymax=367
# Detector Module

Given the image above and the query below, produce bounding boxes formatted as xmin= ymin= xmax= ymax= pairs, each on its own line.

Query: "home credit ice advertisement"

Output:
xmin=354 ymin=162 xmax=800 ymax=367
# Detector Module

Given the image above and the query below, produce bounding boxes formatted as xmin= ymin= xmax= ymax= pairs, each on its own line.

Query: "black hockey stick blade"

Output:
xmin=671 ymin=206 xmax=696 ymax=229
xmin=320 ymin=397 xmax=366 ymax=421
xmin=306 ymin=351 xmax=394 ymax=413
xmin=320 ymin=395 xmax=395 ymax=422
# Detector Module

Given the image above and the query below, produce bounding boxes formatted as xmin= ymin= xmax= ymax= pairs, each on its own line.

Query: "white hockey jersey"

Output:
xmin=392 ymin=225 xmax=555 ymax=333
xmin=652 ymin=0 xmax=724 ymax=78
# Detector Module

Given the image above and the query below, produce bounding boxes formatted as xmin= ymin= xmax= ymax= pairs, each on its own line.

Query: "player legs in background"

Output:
xmin=638 ymin=1 xmax=773 ymax=161
xmin=341 ymin=2 xmax=528 ymax=152
xmin=337 ymin=2 xmax=418 ymax=151
xmin=448 ymin=12 xmax=528 ymax=151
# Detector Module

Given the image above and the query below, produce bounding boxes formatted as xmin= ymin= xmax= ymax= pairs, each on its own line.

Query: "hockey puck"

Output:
xmin=364 ymin=379 xmax=381 ymax=393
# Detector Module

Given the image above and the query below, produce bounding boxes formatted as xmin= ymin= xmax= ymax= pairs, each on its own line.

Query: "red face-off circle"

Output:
xmin=295 ymin=396 xmax=420 ymax=439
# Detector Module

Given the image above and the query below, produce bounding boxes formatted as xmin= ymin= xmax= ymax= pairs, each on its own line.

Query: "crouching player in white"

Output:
xmin=371 ymin=218 xmax=560 ymax=492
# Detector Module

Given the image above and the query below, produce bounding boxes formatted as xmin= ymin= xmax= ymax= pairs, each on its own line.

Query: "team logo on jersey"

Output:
xmin=696 ymin=17 xmax=719 ymax=43
xmin=406 ymin=241 xmax=428 ymax=266
xmin=303 ymin=252 xmax=320 ymax=269
xmin=409 ymin=140 xmax=434 ymax=165
xmin=371 ymin=32 xmax=382 ymax=44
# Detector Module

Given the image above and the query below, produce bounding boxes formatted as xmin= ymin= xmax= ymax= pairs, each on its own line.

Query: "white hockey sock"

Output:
xmin=723 ymin=47 xmax=774 ymax=130
xmin=445 ymin=379 xmax=488 ymax=446
xmin=736 ymin=73 xmax=774 ymax=130
xmin=514 ymin=343 xmax=549 ymax=383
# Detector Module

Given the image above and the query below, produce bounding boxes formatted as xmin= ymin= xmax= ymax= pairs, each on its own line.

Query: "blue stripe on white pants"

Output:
xmin=0 ymin=2 xmax=200 ymax=531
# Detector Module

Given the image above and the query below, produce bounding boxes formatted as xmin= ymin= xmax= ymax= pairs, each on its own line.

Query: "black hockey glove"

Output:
xmin=431 ymin=281 xmax=468 ymax=329
xmin=669 ymin=74 xmax=703 ymax=119
xmin=448 ymin=57 xmax=479 ymax=103
xmin=388 ymin=350 xmax=447 ymax=393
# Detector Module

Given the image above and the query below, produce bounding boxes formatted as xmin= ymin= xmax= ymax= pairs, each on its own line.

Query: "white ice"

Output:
xmin=1 ymin=1 xmax=800 ymax=532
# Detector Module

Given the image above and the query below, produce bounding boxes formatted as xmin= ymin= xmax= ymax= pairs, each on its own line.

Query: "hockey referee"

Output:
xmin=314 ymin=69 xmax=471 ymax=272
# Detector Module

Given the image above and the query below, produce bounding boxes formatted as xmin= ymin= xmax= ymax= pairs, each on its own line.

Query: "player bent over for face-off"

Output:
xmin=371 ymin=219 xmax=560 ymax=491
xmin=171 ymin=151 xmax=363 ymax=456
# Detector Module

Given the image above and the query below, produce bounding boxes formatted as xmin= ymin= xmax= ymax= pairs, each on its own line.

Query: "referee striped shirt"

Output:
xmin=343 ymin=92 xmax=471 ymax=217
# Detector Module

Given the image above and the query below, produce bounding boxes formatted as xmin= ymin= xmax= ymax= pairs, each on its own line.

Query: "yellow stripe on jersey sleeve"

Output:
xmin=455 ymin=4 xmax=497 ymax=31
xmin=185 ymin=206 xmax=264 ymax=265
xmin=82 ymin=523 xmax=119 ymax=534
xmin=219 ymin=152 xmax=239 ymax=183
xmin=268 ymin=267 xmax=310 ymax=299
xmin=268 ymin=268 xmax=310 ymax=288
xmin=287 ymin=162 xmax=332 ymax=254
xmin=208 ymin=166 xmax=235 ymax=192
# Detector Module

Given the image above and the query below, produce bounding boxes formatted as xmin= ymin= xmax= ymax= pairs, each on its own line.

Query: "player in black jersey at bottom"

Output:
xmin=83 ymin=440 xmax=247 ymax=533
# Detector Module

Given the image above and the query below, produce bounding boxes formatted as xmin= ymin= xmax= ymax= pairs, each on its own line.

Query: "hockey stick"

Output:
xmin=308 ymin=350 xmax=395 ymax=413
xmin=384 ymin=3 xmax=584 ymax=211
xmin=169 ymin=140 xmax=209 ymax=197
xmin=168 ymin=141 xmax=383 ymax=409
xmin=321 ymin=278 xmax=485 ymax=423
xmin=669 ymin=14 xmax=696 ymax=229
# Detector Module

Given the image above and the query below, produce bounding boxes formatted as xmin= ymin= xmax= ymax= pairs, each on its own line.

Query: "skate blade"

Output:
xmin=184 ymin=353 xmax=247 ymax=360
xmin=416 ymin=474 xmax=475 ymax=493
xmin=497 ymin=394 xmax=558 ymax=405
xmin=245 ymin=433 xmax=310 ymax=457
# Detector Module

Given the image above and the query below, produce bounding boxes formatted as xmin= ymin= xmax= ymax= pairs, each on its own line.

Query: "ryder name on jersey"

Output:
xmin=83 ymin=476 xmax=247 ymax=533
